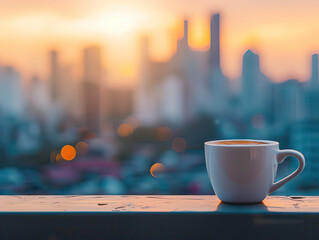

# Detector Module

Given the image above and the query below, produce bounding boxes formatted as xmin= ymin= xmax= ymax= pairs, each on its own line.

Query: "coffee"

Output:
xmin=213 ymin=140 xmax=267 ymax=145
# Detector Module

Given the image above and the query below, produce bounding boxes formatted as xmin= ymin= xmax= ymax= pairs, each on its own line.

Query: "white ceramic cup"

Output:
xmin=205 ymin=139 xmax=305 ymax=203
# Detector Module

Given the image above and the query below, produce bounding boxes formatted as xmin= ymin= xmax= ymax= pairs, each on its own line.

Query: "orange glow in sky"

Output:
xmin=188 ymin=18 xmax=210 ymax=51
xmin=0 ymin=0 xmax=319 ymax=86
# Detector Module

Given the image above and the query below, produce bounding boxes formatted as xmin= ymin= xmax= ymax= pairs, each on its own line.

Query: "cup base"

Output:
xmin=221 ymin=200 xmax=262 ymax=205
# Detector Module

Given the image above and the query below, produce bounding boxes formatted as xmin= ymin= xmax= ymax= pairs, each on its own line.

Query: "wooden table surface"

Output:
xmin=0 ymin=195 xmax=316 ymax=213
xmin=1 ymin=195 xmax=319 ymax=240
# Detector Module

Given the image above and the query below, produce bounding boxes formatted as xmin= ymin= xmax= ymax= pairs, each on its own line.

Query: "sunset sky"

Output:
xmin=1 ymin=0 xmax=319 ymax=87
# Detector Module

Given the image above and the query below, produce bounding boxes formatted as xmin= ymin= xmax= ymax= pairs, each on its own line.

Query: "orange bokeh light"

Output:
xmin=172 ymin=137 xmax=187 ymax=152
xmin=150 ymin=163 xmax=165 ymax=178
xmin=50 ymin=150 xmax=58 ymax=163
xmin=56 ymin=153 xmax=63 ymax=162
xmin=75 ymin=141 xmax=89 ymax=155
xmin=61 ymin=145 xmax=76 ymax=161
xmin=117 ymin=123 xmax=133 ymax=137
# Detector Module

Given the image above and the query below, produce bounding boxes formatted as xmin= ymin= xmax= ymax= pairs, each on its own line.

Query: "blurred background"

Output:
xmin=0 ymin=0 xmax=318 ymax=195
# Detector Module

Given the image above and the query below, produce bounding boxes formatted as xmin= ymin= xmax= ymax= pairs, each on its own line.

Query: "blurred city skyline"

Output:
xmin=0 ymin=4 xmax=319 ymax=195
xmin=1 ymin=0 xmax=319 ymax=87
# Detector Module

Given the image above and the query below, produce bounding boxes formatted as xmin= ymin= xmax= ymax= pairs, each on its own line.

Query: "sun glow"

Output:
xmin=87 ymin=6 xmax=153 ymax=38
xmin=188 ymin=19 xmax=210 ymax=51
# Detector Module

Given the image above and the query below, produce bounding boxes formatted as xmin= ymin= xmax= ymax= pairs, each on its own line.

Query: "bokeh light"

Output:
xmin=75 ymin=141 xmax=89 ymax=155
xmin=56 ymin=153 xmax=63 ymax=162
xmin=117 ymin=123 xmax=133 ymax=137
xmin=172 ymin=137 xmax=187 ymax=152
xmin=150 ymin=163 xmax=165 ymax=178
xmin=156 ymin=127 xmax=173 ymax=141
xmin=50 ymin=151 xmax=58 ymax=163
xmin=61 ymin=145 xmax=76 ymax=161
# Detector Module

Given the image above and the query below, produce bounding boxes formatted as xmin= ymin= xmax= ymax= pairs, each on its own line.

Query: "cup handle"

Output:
xmin=269 ymin=149 xmax=305 ymax=193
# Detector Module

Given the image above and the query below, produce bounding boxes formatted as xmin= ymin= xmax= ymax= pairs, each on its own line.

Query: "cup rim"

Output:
xmin=205 ymin=139 xmax=278 ymax=147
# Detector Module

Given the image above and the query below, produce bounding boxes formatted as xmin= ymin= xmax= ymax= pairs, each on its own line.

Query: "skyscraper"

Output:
xmin=311 ymin=54 xmax=318 ymax=88
xmin=182 ymin=19 xmax=189 ymax=50
xmin=274 ymin=80 xmax=304 ymax=125
xmin=242 ymin=50 xmax=260 ymax=101
xmin=176 ymin=19 xmax=189 ymax=54
xmin=305 ymin=53 xmax=319 ymax=118
xmin=83 ymin=46 xmax=102 ymax=133
xmin=134 ymin=36 xmax=160 ymax=125
xmin=106 ymin=88 xmax=133 ymax=120
xmin=160 ymin=75 xmax=184 ymax=124
xmin=49 ymin=50 xmax=59 ymax=102
xmin=174 ymin=19 xmax=198 ymax=122
xmin=291 ymin=120 xmax=319 ymax=189
xmin=210 ymin=14 xmax=220 ymax=69
xmin=29 ymin=76 xmax=49 ymax=115
xmin=241 ymin=50 xmax=271 ymax=118
xmin=208 ymin=13 xmax=229 ymax=115
xmin=290 ymin=54 xmax=319 ymax=191
xmin=0 ymin=66 xmax=24 ymax=117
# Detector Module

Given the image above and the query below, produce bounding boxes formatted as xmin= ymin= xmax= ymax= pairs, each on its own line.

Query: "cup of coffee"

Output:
xmin=205 ymin=139 xmax=305 ymax=203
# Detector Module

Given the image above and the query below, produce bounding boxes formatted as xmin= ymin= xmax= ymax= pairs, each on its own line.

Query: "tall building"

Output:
xmin=210 ymin=14 xmax=220 ymax=69
xmin=134 ymin=36 xmax=160 ymax=126
xmin=83 ymin=46 xmax=102 ymax=133
xmin=0 ymin=66 xmax=24 ymax=117
xmin=241 ymin=50 xmax=271 ymax=119
xmin=311 ymin=54 xmax=318 ymax=88
xmin=242 ymin=50 xmax=260 ymax=105
xmin=305 ymin=53 xmax=319 ymax=118
xmin=160 ymin=75 xmax=184 ymax=124
xmin=136 ymin=22 xmax=194 ymax=126
xmin=49 ymin=50 xmax=78 ymax=116
xmin=179 ymin=19 xmax=189 ymax=52
xmin=208 ymin=13 xmax=229 ymax=116
xmin=106 ymin=88 xmax=133 ymax=120
xmin=59 ymin=65 xmax=78 ymax=114
xmin=274 ymin=80 xmax=305 ymax=126
xmin=175 ymin=19 xmax=195 ymax=122
xmin=49 ymin=50 xmax=59 ymax=102
xmin=135 ymin=15 xmax=227 ymax=124
xmin=29 ymin=76 xmax=50 ymax=115
xmin=291 ymin=120 xmax=319 ymax=189
xmin=172 ymin=18 xmax=210 ymax=122
xmin=290 ymin=54 xmax=319 ymax=191
xmin=175 ymin=19 xmax=191 ymax=62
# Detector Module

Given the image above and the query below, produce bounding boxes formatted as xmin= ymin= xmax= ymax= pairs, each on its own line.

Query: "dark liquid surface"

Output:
xmin=213 ymin=140 xmax=267 ymax=145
